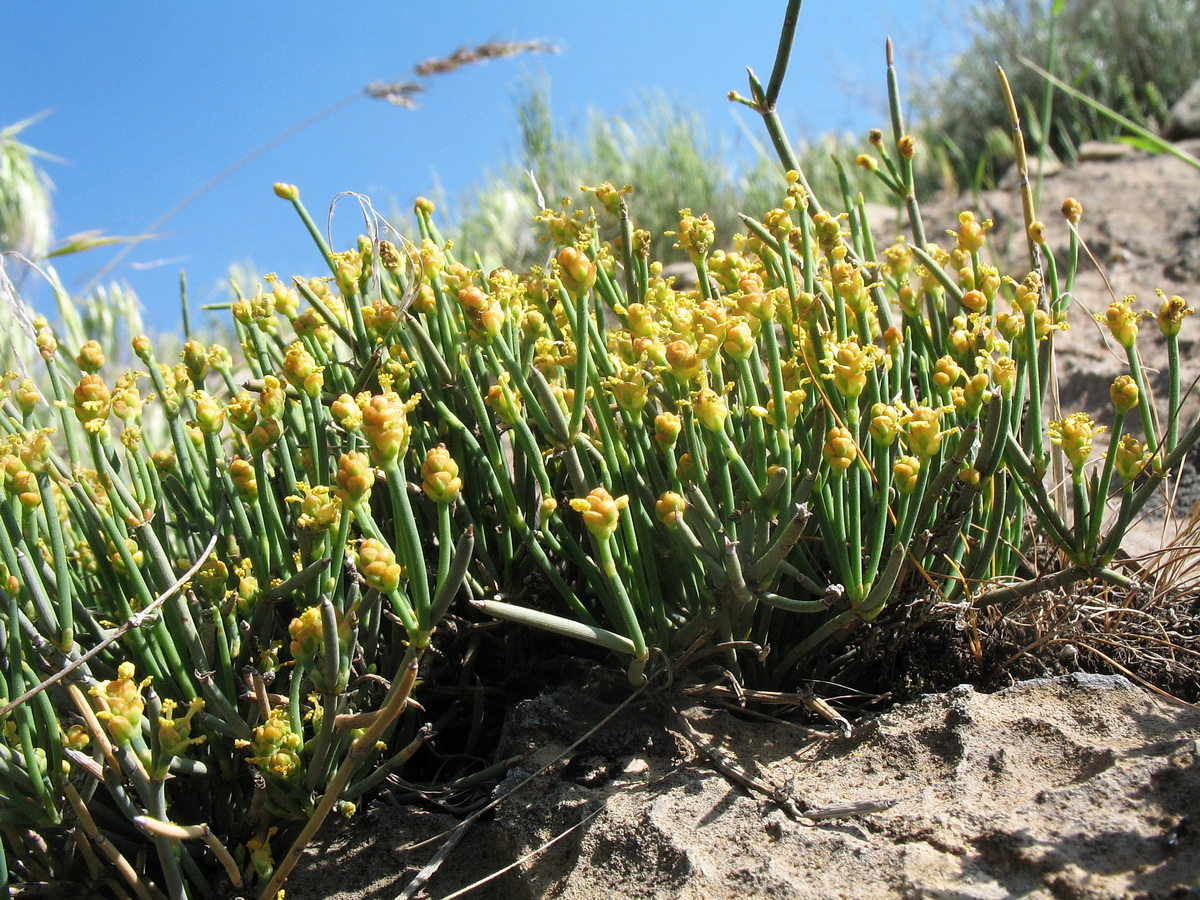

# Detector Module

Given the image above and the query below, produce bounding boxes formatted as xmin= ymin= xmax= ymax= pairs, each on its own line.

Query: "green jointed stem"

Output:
xmin=593 ymin=536 xmax=647 ymax=658
xmin=284 ymin=194 xmax=338 ymax=274
xmin=765 ymin=0 xmax=803 ymax=107
xmin=1085 ymin=409 xmax=1124 ymax=557
xmin=1003 ymin=433 xmax=1073 ymax=551
xmin=1124 ymin=344 xmax=1159 ymax=453
xmin=379 ymin=460 xmax=432 ymax=628
xmin=247 ymin=454 xmax=286 ymax=574
xmin=862 ymin=448 xmax=892 ymax=588
xmin=429 ymin=525 xmax=473 ymax=625
xmin=1166 ymin=333 xmax=1181 ymax=454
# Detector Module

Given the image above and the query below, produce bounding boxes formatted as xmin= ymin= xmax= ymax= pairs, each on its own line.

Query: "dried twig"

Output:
xmin=664 ymin=702 xmax=899 ymax=824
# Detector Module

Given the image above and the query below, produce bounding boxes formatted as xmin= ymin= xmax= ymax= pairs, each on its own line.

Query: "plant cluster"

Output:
xmin=1 ymin=4 xmax=1197 ymax=898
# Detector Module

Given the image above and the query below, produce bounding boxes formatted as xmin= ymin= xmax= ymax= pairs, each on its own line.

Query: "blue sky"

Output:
xmin=3 ymin=2 xmax=960 ymax=332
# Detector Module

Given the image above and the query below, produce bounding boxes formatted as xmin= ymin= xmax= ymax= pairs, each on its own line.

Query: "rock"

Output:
xmin=660 ymin=260 xmax=697 ymax=289
xmin=1076 ymin=140 xmax=1134 ymax=161
xmin=861 ymin=201 xmax=903 ymax=241
xmin=287 ymin=678 xmax=1200 ymax=899
xmin=999 ymin=154 xmax=1062 ymax=188
xmin=1166 ymin=76 xmax=1200 ymax=139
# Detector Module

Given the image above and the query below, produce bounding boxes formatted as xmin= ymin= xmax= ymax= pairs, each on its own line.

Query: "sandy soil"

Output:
xmin=281 ymin=142 xmax=1200 ymax=899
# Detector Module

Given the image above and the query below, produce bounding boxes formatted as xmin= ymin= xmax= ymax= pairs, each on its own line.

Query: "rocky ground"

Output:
xmin=282 ymin=140 xmax=1200 ymax=899
xmin=289 ymin=676 xmax=1199 ymax=899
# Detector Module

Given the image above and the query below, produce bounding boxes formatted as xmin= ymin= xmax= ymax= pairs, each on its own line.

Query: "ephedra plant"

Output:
xmin=0 ymin=1 xmax=1195 ymax=895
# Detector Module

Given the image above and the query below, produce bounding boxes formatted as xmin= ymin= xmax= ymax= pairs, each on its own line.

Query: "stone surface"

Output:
xmin=1166 ymin=77 xmax=1200 ymax=140
xmin=287 ymin=677 xmax=1200 ymax=899
xmin=1077 ymin=140 xmax=1135 ymax=161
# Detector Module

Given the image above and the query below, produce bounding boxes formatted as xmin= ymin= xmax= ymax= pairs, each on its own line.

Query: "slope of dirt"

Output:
xmin=288 ymin=676 xmax=1200 ymax=899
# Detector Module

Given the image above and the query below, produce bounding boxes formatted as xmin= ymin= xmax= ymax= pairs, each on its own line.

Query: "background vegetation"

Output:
xmin=446 ymin=0 xmax=1200 ymax=263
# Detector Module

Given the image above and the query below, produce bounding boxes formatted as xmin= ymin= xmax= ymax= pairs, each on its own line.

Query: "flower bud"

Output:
xmin=1155 ymin=292 xmax=1193 ymax=337
xmin=1113 ymin=435 xmax=1150 ymax=481
xmin=655 ymin=491 xmax=687 ymax=529
xmin=932 ymin=355 xmax=964 ymax=392
xmin=191 ymin=391 xmax=225 ymax=435
xmin=962 ymin=372 xmax=990 ymax=417
xmin=665 ymin=340 xmax=704 ymax=381
xmin=331 ymin=393 xmax=364 ymax=432
xmin=673 ymin=208 xmax=716 ymax=263
xmin=357 ymin=539 xmax=403 ymax=593
xmin=768 ymin=388 xmax=807 ymax=428
xmin=157 ymin=697 xmax=206 ymax=765
xmin=485 ymin=377 xmax=523 ymax=425
xmin=991 ymin=356 xmax=1017 ymax=398
xmin=288 ymin=606 xmax=323 ymax=665
xmin=893 ymin=455 xmax=921 ymax=494
xmin=76 ymin=340 xmax=105 ymax=373
xmin=334 ymin=451 xmax=374 ymax=507
xmin=195 ymin=556 xmax=229 ymax=601
xmin=693 ymin=387 xmax=728 ymax=433
xmin=110 ymin=373 xmax=145 ymax=423
xmin=1013 ymin=272 xmax=1041 ymax=315
xmin=73 ymin=374 xmax=111 ymax=429
xmin=654 ymin=412 xmax=682 ymax=450
xmin=226 ymin=392 xmax=258 ymax=434
xmin=336 ymin=261 xmax=361 ymax=298
xmin=826 ymin=339 xmax=877 ymax=400
xmin=36 ymin=323 xmax=58 ymax=359
xmin=421 ymin=445 xmax=462 ymax=504
xmin=569 ymin=487 xmax=628 ymax=539
xmin=90 ymin=662 xmax=149 ymax=746
xmin=822 ymin=426 xmax=858 ymax=472
xmin=722 ymin=319 xmax=756 ymax=361
xmin=151 ymin=449 xmax=177 ymax=474
xmin=607 ymin=366 xmax=650 ymax=416
xmin=229 ymin=458 xmax=258 ymax=502
xmin=283 ymin=342 xmax=324 ymax=398
xmin=290 ymin=483 xmax=341 ymax=533
xmin=868 ymin=403 xmax=900 ymax=446
xmin=1110 ymin=375 xmax=1139 ymax=415
xmin=247 ymin=418 xmax=282 ymax=454
xmin=243 ymin=708 xmax=302 ymax=782
xmin=903 ymin=405 xmax=948 ymax=458
xmin=1049 ymin=412 xmax=1104 ymax=471
xmin=960 ymin=289 xmax=987 ymax=314
xmin=182 ymin=340 xmax=209 ymax=386
xmin=14 ymin=378 xmax=39 ymax=416
xmin=361 ymin=392 xmax=412 ymax=463
xmin=1096 ymin=296 xmax=1140 ymax=349
xmin=258 ymin=376 xmax=286 ymax=420
xmin=557 ymin=246 xmax=597 ymax=298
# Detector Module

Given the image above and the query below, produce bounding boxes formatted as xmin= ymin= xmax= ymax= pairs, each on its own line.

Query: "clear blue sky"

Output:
xmin=3 ymin=1 xmax=959 ymax=333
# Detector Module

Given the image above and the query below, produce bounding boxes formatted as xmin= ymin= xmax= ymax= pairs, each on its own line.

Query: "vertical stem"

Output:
xmin=997 ymin=64 xmax=1041 ymax=274
xmin=258 ymin=647 xmax=425 ymax=900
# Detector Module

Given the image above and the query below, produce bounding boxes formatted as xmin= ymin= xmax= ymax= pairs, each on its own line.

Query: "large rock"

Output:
xmin=288 ymin=676 xmax=1200 ymax=899
xmin=1166 ymin=76 xmax=1200 ymax=139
